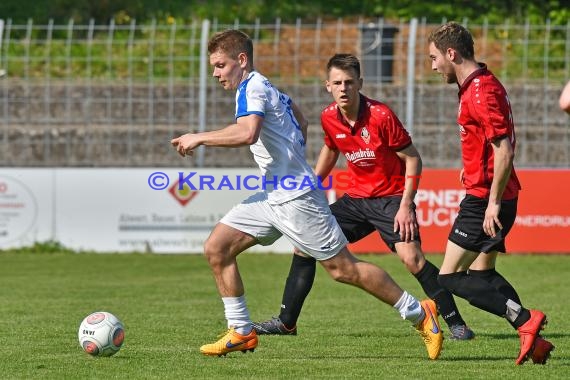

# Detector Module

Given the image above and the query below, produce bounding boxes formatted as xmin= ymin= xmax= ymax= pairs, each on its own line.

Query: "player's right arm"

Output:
xmin=171 ymin=114 xmax=262 ymax=157
xmin=314 ymin=144 xmax=340 ymax=183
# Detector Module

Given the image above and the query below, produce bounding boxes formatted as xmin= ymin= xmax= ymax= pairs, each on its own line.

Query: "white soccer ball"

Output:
xmin=78 ymin=311 xmax=125 ymax=357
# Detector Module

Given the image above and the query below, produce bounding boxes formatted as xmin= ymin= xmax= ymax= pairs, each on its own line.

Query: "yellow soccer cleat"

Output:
xmin=200 ymin=327 xmax=258 ymax=357
xmin=416 ymin=299 xmax=443 ymax=360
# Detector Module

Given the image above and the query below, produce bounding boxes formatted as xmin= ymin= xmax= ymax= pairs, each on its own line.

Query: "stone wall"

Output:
xmin=1 ymin=82 xmax=568 ymax=168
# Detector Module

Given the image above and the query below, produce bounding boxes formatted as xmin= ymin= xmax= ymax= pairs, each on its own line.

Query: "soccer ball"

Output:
xmin=78 ymin=311 xmax=125 ymax=357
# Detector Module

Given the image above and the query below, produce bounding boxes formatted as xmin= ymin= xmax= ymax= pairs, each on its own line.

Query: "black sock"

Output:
xmin=513 ymin=309 xmax=532 ymax=329
xmin=469 ymin=268 xmax=523 ymax=329
xmin=468 ymin=268 xmax=522 ymax=304
xmin=278 ymin=254 xmax=317 ymax=328
xmin=438 ymin=272 xmax=509 ymax=317
xmin=414 ymin=260 xmax=466 ymax=327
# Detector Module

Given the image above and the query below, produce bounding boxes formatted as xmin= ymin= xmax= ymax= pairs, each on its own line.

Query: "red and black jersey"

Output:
xmin=457 ymin=65 xmax=521 ymax=200
xmin=321 ymin=95 xmax=412 ymax=198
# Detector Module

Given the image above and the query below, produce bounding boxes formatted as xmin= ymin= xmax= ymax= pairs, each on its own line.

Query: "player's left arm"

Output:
xmin=314 ymin=144 xmax=340 ymax=180
xmin=484 ymin=135 xmax=514 ymax=237
xmin=171 ymin=115 xmax=263 ymax=157
xmin=394 ymin=143 xmax=422 ymax=242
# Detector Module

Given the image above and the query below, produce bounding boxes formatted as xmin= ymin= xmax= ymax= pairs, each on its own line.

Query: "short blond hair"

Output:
xmin=208 ymin=29 xmax=254 ymax=65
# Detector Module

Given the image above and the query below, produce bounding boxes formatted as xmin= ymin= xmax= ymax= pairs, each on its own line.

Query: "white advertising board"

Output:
xmin=0 ymin=168 xmax=294 ymax=253
xmin=3 ymin=168 xmax=567 ymax=254
xmin=0 ymin=169 xmax=55 ymax=247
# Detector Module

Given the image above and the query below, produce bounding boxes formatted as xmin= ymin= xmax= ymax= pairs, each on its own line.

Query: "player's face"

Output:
xmin=210 ymin=50 xmax=247 ymax=90
xmin=326 ymin=67 xmax=363 ymax=109
xmin=429 ymin=42 xmax=457 ymax=84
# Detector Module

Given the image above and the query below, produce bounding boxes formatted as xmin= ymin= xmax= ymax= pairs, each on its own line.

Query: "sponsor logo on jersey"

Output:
xmin=336 ymin=133 xmax=346 ymax=139
xmin=344 ymin=148 xmax=376 ymax=165
xmin=360 ymin=127 xmax=371 ymax=144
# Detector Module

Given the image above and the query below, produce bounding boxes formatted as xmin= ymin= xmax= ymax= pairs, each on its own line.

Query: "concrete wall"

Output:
xmin=1 ymin=82 xmax=568 ymax=168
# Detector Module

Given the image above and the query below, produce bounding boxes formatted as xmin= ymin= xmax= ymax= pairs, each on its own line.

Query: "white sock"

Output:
xmin=222 ymin=295 xmax=252 ymax=335
xmin=393 ymin=291 xmax=424 ymax=325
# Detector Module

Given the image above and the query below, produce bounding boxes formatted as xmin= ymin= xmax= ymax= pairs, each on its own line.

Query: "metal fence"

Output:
xmin=0 ymin=17 xmax=569 ymax=168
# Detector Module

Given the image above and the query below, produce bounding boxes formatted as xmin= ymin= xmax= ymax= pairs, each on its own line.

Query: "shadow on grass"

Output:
xmin=474 ymin=332 xmax=568 ymax=340
xmin=259 ymin=352 xmax=516 ymax=361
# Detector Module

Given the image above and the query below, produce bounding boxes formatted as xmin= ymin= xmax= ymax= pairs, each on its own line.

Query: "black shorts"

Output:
xmin=329 ymin=194 xmax=421 ymax=252
xmin=448 ymin=194 xmax=517 ymax=253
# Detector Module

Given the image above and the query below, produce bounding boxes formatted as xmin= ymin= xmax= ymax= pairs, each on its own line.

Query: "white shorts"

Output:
xmin=220 ymin=189 xmax=348 ymax=260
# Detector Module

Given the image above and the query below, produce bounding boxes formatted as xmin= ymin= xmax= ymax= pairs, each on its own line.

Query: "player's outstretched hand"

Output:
xmin=171 ymin=134 xmax=197 ymax=158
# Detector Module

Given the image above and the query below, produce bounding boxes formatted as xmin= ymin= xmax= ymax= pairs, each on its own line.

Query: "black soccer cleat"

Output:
xmin=252 ymin=317 xmax=297 ymax=335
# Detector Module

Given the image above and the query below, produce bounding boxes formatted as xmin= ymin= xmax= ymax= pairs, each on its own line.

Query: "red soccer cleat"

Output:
xmin=530 ymin=336 xmax=554 ymax=365
xmin=515 ymin=310 xmax=547 ymax=365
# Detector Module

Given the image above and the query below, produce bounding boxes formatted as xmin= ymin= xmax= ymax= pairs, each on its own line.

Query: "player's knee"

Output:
xmin=331 ymin=271 xmax=356 ymax=284
xmin=322 ymin=248 xmax=361 ymax=283
xmin=396 ymin=244 xmax=425 ymax=274
xmin=203 ymin=237 xmax=225 ymax=266
xmin=327 ymin=264 xmax=358 ymax=284
xmin=400 ymin=255 xmax=423 ymax=273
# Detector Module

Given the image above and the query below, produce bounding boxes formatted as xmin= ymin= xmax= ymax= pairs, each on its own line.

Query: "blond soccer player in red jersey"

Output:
xmin=428 ymin=21 xmax=554 ymax=365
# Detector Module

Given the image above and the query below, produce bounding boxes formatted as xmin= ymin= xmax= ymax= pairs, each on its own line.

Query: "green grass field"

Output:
xmin=0 ymin=251 xmax=568 ymax=379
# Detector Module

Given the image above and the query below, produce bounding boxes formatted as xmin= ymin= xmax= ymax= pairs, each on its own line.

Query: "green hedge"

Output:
xmin=1 ymin=0 xmax=569 ymax=25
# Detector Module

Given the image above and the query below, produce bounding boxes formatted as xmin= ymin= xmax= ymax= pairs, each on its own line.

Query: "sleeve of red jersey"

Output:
xmin=321 ymin=112 xmax=338 ymax=150
xmin=378 ymin=106 xmax=412 ymax=150
xmin=470 ymin=83 xmax=512 ymax=141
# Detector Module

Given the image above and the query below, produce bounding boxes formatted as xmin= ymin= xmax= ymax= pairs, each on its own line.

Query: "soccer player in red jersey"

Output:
xmin=254 ymin=53 xmax=474 ymax=341
xmin=428 ymin=21 xmax=554 ymax=365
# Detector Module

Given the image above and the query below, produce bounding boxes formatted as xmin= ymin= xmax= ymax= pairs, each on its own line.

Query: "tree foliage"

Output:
xmin=1 ymin=0 xmax=569 ymax=24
